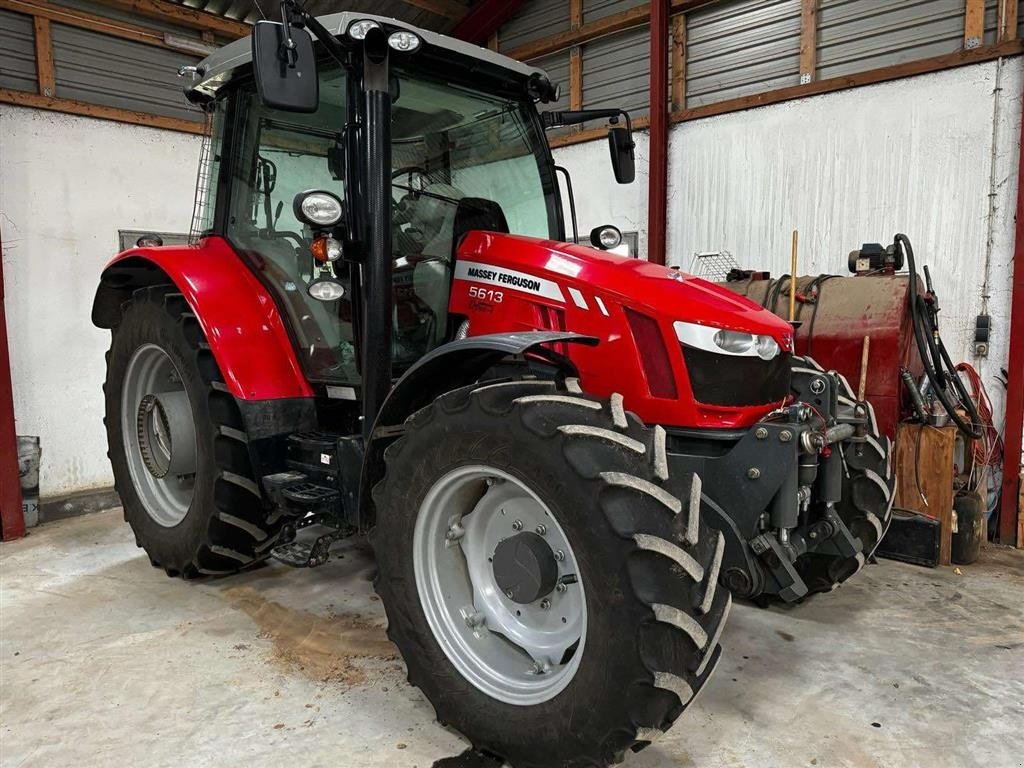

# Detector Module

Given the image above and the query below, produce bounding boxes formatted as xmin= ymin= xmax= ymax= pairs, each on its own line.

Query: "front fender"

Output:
xmin=359 ymin=331 xmax=598 ymax=523
xmin=92 ymin=236 xmax=312 ymax=401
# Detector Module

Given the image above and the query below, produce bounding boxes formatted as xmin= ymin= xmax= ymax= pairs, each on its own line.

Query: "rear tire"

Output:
xmin=372 ymin=379 xmax=730 ymax=768
xmin=103 ymin=285 xmax=279 ymax=577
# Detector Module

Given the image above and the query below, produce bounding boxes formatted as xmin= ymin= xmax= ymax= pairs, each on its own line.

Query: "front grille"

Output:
xmin=681 ymin=347 xmax=792 ymax=407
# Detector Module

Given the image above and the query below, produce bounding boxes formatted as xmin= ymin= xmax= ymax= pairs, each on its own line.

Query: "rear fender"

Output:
xmin=359 ymin=332 xmax=598 ymax=524
xmin=92 ymin=237 xmax=313 ymax=402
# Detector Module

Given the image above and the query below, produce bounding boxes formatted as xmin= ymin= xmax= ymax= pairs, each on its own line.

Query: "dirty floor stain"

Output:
xmin=225 ymin=585 xmax=398 ymax=686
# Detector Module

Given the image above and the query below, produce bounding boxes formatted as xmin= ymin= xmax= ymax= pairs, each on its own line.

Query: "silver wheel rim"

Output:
xmin=413 ymin=465 xmax=587 ymax=706
xmin=120 ymin=344 xmax=197 ymax=527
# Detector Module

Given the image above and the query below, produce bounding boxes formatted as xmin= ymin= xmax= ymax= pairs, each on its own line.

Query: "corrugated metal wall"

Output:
xmin=0 ymin=9 xmax=38 ymax=94
xmin=498 ymin=0 xmax=571 ymax=52
xmin=497 ymin=0 xmax=1023 ymax=121
xmin=51 ymin=25 xmax=202 ymax=122
xmin=686 ymin=0 xmax=802 ymax=108
xmin=817 ymin=0 xmax=964 ymax=81
xmin=582 ymin=25 xmax=651 ymax=116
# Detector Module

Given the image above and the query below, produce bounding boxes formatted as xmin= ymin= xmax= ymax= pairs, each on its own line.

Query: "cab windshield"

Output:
xmin=224 ymin=62 xmax=559 ymax=385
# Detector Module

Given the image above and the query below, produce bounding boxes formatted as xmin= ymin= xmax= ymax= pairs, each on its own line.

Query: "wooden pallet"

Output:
xmin=893 ymin=424 xmax=957 ymax=566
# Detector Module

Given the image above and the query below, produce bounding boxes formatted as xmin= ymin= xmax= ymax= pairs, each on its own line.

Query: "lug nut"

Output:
xmin=747 ymin=467 xmax=761 ymax=480
xmin=539 ymin=598 xmax=551 ymax=610
xmin=556 ymin=583 xmax=567 ymax=593
xmin=445 ymin=522 xmax=465 ymax=542
xmin=755 ymin=427 xmax=768 ymax=439
xmin=535 ymin=524 xmax=547 ymax=535
xmin=554 ymin=549 xmax=565 ymax=561
xmin=505 ymin=589 xmax=515 ymax=599
xmin=512 ymin=520 xmax=524 ymax=531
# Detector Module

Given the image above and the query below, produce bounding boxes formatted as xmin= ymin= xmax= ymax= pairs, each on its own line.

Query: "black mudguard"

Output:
xmin=358 ymin=331 xmax=599 ymax=525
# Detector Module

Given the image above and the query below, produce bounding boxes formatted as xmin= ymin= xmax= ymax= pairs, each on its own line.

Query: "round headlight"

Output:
xmin=388 ymin=31 xmax=421 ymax=52
xmin=755 ymin=335 xmax=780 ymax=360
xmin=308 ymin=278 xmax=346 ymax=302
xmin=295 ymin=191 xmax=343 ymax=227
xmin=713 ymin=329 xmax=755 ymax=355
xmin=590 ymin=224 xmax=622 ymax=250
xmin=348 ymin=19 xmax=380 ymax=40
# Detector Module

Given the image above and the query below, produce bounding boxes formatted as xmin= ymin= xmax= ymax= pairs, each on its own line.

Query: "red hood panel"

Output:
xmin=458 ymin=232 xmax=793 ymax=340
xmin=452 ymin=231 xmax=793 ymax=430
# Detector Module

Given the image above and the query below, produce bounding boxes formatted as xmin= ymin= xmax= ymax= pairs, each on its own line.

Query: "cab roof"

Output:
xmin=186 ymin=12 xmax=552 ymax=102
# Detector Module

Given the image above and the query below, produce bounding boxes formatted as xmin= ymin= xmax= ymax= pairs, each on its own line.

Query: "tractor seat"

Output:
xmin=450 ymin=197 xmax=510 ymax=260
xmin=411 ymin=197 xmax=510 ymax=349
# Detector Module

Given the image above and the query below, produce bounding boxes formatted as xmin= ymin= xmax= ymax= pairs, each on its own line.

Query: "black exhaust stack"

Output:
xmin=360 ymin=28 xmax=393 ymax=440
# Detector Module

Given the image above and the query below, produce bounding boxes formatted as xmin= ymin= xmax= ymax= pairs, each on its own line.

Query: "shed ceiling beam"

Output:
xmin=0 ymin=87 xmax=207 ymax=134
xmin=448 ymin=0 xmax=524 ymax=44
xmin=401 ymin=0 xmax=469 ymax=22
xmin=506 ymin=0 xmax=720 ymax=63
xmin=92 ymin=0 xmax=250 ymax=39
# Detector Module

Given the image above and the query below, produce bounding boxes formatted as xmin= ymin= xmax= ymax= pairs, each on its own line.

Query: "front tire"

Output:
xmin=104 ymin=285 xmax=279 ymax=577
xmin=372 ymin=379 xmax=730 ymax=768
xmin=792 ymin=356 xmax=896 ymax=596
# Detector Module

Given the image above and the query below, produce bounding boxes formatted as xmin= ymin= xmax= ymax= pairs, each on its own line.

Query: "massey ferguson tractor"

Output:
xmin=92 ymin=6 xmax=894 ymax=767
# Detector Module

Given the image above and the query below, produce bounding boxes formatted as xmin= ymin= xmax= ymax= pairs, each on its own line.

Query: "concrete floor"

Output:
xmin=2 ymin=509 xmax=1023 ymax=768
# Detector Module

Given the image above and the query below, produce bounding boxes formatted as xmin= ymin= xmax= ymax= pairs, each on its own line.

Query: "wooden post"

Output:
xmin=965 ymin=0 xmax=985 ymax=48
xmin=671 ymin=14 xmax=686 ymax=110
xmin=33 ymin=16 xmax=55 ymax=98
xmin=998 ymin=0 xmax=1019 ymax=43
xmin=857 ymin=335 xmax=870 ymax=401
xmin=569 ymin=0 xmax=583 ymax=132
xmin=799 ymin=0 xmax=818 ymax=84
xmin=789 ymin=230 xmax=798 ymax=322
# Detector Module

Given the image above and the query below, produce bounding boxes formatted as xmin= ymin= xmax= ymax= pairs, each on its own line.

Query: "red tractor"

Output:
xmin=92 ymin=7 xmax=894 ymax=767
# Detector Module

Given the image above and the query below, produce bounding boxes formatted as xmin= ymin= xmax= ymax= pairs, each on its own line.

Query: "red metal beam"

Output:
xmin=647 ymin=0 xmax=669 ymax=265
xmin=448 ymin=0 xmax=527 ymax=45
xmin=999 ymin=74 xmax=1024 ymax=546
xmin=0 ymin=227 xmax=25 ymax=541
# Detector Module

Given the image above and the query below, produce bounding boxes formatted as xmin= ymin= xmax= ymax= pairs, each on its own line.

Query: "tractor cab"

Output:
xmin=185 ymin=11 xmax=631 ymax=392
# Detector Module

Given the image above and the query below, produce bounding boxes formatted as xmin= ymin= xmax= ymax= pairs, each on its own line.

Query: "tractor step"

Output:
xmin=270 ymin=527 xmax=338 ymax=568
xmin=282 ymin=482 xmax=340 ymax=507
xmin=262 ymin=471 xmax=340 ymax=514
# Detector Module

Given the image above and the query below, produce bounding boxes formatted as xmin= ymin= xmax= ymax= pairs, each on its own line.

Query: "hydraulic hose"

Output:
xmin=896 ymin=233 xmax=983 ymax=439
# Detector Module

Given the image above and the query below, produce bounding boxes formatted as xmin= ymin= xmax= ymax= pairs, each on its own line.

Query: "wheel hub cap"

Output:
xmin=492 ymin=532 xmax=558 ymax=604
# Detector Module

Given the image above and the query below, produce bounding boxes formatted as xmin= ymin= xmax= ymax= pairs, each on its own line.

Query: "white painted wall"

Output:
xmin=554 ymin=58 xmax=1023 ymax=439
xmin=0 ymin=106 xmax=202 ymax=497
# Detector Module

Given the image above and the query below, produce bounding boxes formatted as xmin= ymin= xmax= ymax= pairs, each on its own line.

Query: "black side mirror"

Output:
xmin=252 ymin=20 xmax=319 ymax=113
xmin=608 ymin=127 xmax=635 ymax=184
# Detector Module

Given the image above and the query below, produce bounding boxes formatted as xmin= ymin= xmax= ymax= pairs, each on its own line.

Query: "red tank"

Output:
xmin=717 ymin=274 xmax=924 ymax=440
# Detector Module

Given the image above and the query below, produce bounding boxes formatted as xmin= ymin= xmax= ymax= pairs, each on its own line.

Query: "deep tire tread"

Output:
xmin=372 ymin=379 xmax=730 ymax=768
xmin=104 ymin=284 xmax=280 ymax=579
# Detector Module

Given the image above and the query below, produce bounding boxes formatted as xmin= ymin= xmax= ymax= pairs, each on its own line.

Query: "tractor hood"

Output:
xmin=453 ymin=232 xmax=795 ymax=430
xmin=457 ymin=232 xmax=794 ymax=343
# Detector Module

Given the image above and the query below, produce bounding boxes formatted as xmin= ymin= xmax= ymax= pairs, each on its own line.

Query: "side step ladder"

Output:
xmin=262 ymin=471 xmax=352 ymax=568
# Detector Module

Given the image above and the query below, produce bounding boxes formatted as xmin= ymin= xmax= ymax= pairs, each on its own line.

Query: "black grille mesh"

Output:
xmin=681 ymin=347 xmax=792 ymax=406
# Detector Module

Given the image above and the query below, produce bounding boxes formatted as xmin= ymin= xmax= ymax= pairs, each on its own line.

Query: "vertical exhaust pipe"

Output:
xmin=360 ymin=28 xmax=393 ymax=440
